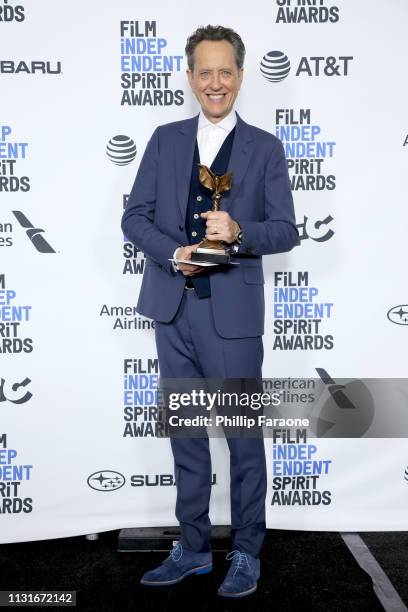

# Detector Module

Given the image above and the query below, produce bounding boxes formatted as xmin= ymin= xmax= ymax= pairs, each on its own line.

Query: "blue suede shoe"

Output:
xmin=217 ymin=550 xmax=260 ymax=598
xmin=140 ymin=542 xmax=213 ymax=586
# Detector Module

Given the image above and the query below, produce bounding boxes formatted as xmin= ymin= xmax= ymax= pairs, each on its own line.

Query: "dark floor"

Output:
xmin=360 ymin=532 xmax=408 ymax=607
xmin=0 ymin=529 xmax=405 ymax=611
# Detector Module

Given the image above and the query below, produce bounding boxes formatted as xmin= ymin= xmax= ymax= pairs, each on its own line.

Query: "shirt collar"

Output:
xmin=198 ymin=109 xmax=237 ymax=132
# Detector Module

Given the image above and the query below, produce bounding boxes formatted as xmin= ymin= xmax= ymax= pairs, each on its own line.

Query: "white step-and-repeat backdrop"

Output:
xmin=1 ymin=0 xmax=407 ymax=543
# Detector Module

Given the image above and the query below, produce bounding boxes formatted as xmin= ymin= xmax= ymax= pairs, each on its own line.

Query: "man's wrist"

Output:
xmin=227 ymin=221 xmax=243 ymax=255
xmin=172 ymin=246 xmax=182 ymax=272
xmin=233 ymin=221 xmax=243 ymax=244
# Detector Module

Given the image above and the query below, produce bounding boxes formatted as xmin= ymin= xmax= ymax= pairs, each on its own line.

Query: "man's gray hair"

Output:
xmin=185 ymin=25 xmax=246 ymax=71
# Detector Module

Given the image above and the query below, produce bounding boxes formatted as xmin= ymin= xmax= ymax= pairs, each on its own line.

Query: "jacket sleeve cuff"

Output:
xmin=171 ymin=246 xmax=181 ymax=272
xmin=234 ymin=220 xmax=259 ymax=255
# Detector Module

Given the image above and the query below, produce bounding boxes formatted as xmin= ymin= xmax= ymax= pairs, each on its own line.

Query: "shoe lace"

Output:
xmin=226 ymin=550 xmax=250 ymax=577
xmin=170 ymin=542 xmax=183 ymax=563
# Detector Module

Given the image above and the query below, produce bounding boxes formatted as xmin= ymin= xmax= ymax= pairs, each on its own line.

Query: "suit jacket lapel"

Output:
xmin=175 ymin=114 xmax=199 ymax=219
xmin=225 ymin=113 xmax=253 ymax=210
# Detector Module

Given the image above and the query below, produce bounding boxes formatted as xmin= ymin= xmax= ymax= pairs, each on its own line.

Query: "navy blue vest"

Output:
xmin=185 ymin=127 xmax=236 ymax=298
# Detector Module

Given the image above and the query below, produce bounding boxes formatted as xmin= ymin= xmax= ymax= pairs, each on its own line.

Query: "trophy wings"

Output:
xmin=198 ymin=164 xmax=233 ymax=194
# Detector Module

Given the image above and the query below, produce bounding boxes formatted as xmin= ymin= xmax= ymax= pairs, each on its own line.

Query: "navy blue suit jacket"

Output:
xmin=121 ymin=112 xmax=299 ymax=338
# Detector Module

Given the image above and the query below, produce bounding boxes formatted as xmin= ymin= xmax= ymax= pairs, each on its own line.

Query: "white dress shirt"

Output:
xmin=173 ymin=109 xmax=237 ymax=269
xmin=197 ymin=108 xmax=237 ymax=167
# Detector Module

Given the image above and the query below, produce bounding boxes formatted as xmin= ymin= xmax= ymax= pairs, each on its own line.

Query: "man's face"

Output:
xmin=187 ymin=40 xmax=243 ymax=123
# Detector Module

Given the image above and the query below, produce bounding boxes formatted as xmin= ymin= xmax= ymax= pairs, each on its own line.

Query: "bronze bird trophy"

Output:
xmin=190 ymin=164 xmax=234 ymax=265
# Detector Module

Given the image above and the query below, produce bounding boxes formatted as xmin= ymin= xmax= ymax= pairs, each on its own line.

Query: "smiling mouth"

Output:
xmin=206 ymin=93 xmax=226 ymax=101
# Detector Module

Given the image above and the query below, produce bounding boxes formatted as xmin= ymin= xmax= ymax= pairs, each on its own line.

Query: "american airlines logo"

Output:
xmin=12 ymin=211 xmax=56 ymax=253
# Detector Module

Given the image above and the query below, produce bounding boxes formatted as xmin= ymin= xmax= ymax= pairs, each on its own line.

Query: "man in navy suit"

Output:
xmin=122 ymin=25 xmax=299 ymax=598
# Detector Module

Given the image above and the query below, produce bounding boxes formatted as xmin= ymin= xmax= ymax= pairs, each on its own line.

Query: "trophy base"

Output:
xmin=191 ymin=247 xmax=231 ymax=265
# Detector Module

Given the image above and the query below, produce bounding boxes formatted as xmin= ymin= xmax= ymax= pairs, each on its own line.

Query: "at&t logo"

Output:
xmin=106 ymin=135 xmax=137 ymax=166
xmin=261 ymin=51 xmax=353 ymax=82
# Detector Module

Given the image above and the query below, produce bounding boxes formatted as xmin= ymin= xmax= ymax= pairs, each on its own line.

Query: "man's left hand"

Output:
xmin=201 ymin=211 xmax=239 ymax=244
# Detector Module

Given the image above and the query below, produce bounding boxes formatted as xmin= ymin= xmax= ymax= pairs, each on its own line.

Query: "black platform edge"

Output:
xmin=117 ymin=526 xmax=231 ymax=552
xmin=190 ymin=252 xmax=231 ymax=264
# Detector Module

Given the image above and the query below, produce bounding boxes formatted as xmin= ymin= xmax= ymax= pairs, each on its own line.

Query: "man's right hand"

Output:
xmin=175 ymin=244 xmax=204 ymax=276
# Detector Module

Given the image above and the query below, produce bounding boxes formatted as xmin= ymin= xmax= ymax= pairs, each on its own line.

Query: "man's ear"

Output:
xmin=186 ymin=69 xmax=193 ymax=86
xmin=238 ymin=67 xmax=244 ymax=87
